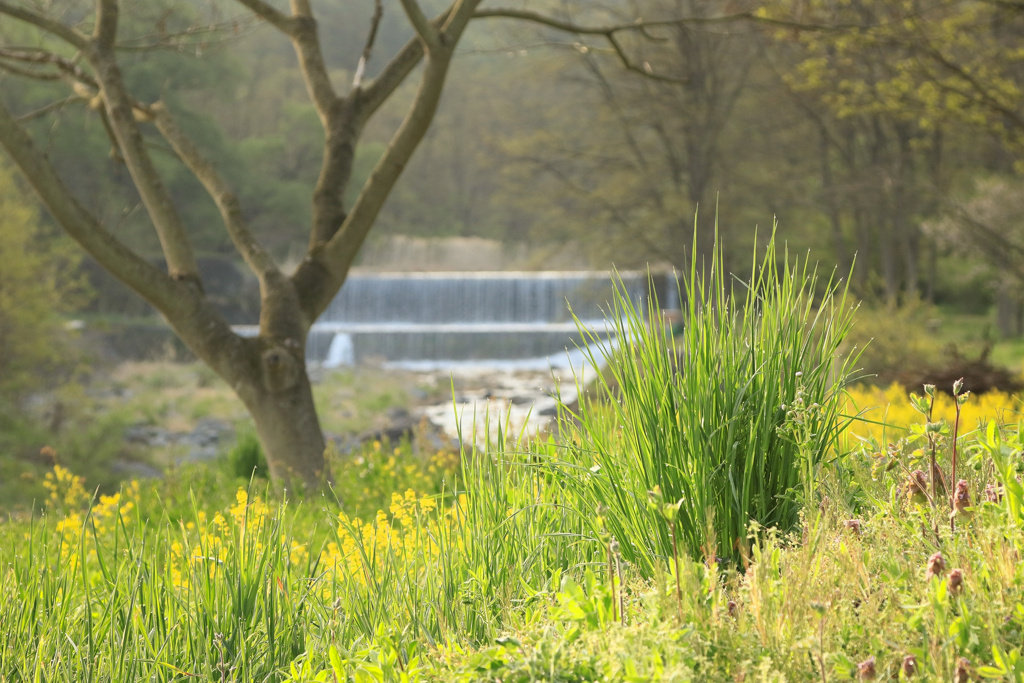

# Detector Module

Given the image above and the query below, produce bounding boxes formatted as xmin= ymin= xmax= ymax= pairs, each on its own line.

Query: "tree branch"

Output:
xmin=150 ymin=102 xmax=280 ymax=279
xmin=359 ymin=33 xmax=423 ymax=116
xmin=473 ymin=8 xmax=766 ymax=83
xmin=15 ymin=96 xmax=85 ymax=122
xmin=0 ymin=47 xmax=99 ymax=89
xmin=287 ymin=0 xmax=338 ymax=119
xmin=353 ymin=0 xmax=383 ymax=88
xmin=94 ymin=0 xmax=119 ymax=52
xmin=89 ymin=0 xmax=199 ymax=283
xmin=0 ymin=1 xmax=90 ymax=51
xmin=231 ymin=0 xmax=296 ymax=34
xmin=0 ymin=56 xmax=62 ymax=80
xmin=474 ymin=7 xmax=859 ymax=36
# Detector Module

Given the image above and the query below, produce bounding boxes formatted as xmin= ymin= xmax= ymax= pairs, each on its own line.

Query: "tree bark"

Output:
xmin=237 ymin=370 xmax=328 ymax=493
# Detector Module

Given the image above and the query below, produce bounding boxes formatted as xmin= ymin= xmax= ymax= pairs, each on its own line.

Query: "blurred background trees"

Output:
xmin=0 ymin=0 xmax=1022 ymax=381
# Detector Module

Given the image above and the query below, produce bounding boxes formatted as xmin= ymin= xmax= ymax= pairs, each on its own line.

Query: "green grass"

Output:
xmin=556 ymin=229 xmax=859 ymax=569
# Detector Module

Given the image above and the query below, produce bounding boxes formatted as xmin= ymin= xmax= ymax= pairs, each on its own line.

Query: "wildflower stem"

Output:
xmin=672 ymin=518 xmax=683 ymax=624
xmin=950 ymin=387 xmax=964 ymax=531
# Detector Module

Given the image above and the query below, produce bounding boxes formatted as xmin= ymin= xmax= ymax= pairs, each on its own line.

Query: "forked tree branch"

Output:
xmin=0 ymin=98 xmax=183 ymax=313
xmin=399 ymin=0 xmax=442 ymax=51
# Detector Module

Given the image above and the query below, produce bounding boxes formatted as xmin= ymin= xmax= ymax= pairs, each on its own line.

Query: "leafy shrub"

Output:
xmin=227 ymin=426 xmax=269 ymax=480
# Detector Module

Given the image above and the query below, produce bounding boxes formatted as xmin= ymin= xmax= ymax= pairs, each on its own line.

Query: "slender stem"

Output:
xmin=617 ymin=552 xmax=625 ymax=627
xmin=607 ymin=541 xmax=617 ymax=624
xmin=927 ymin=391 xmax=937 ymax=507
xmin=819 ymin=616 xmax=828 ymax=683
xmin=672 ymin=519 xmax=683 ymax=623
xmin=950 ymin=398 xmax=962 ymax=531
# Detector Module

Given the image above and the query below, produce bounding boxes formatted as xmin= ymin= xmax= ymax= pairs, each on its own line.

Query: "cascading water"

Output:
xmin=284 ymin=271 xmax=673 ymax=369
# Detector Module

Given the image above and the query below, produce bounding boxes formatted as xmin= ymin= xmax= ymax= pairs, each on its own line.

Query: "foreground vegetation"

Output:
xmin=3 ymin=240 xmax=1023 ymax=681
xmin=2 ymin=384 xmax=1023 ymax=681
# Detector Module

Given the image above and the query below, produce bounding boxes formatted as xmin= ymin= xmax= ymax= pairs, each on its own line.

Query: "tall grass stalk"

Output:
xmin=560 ymin=228 xmax=859 ymax=570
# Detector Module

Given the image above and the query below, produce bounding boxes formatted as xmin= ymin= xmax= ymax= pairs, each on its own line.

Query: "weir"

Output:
xmin=243 ymin=271 xmax=678 ymax=369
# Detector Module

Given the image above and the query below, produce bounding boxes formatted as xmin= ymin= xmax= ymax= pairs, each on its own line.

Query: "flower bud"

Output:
xmin=954 ymin=657 xmax=971 ymax=683
xmin=952 ymin=480 xmax=972 ymax=518
xmin=984 ymin=482 xmax=1003 ymax=504
xmin=857 ymin=655 xmax=877 ymax=680
xmin=925 ymin=552 xmax=945 ymax=582
xmin=948 ymin=568 xmax=964 ymax=597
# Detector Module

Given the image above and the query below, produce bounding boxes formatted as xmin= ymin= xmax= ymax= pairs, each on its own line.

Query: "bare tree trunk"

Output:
xmin=996 ymin=280 xmax=1023 ymax=339
xmin=238 ymin=374 xmax=328 ymax=492
xmin=819 ymin=124 xmax=849 ymax=274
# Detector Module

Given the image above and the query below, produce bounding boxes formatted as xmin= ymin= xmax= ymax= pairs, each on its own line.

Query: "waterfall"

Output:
xmin=296 ymin=271 xmax=676 ymax=368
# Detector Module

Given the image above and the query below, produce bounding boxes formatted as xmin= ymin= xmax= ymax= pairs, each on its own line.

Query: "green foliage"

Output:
xmin=0 ymin=161 xmax=86 ymax=397
xmin=845 ymin=297 xmax=945 ymax=385
xmin=558 ymin=229 xmax=859 ymax=569
xmin=227 ymin=426 xmax=269 ymax=480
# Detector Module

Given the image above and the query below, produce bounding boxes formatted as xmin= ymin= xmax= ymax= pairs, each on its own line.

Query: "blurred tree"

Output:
xmin=0 ymin=160 xmax=85 ymax=398
xmin=925 ymin=176 xmax=1024 ymax=336
xmin=483 ymin=0 xmax=766 ymax=272
xmin=762 ymin=0 xmax=1024 ymax=301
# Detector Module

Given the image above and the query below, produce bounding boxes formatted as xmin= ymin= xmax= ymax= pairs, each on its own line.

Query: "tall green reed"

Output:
xmin=558 ymin=229 xmax=859 ymax=570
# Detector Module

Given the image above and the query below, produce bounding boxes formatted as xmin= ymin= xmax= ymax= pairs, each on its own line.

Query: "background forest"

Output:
xmin=2 ymin=0 xmax=1024 ymax=391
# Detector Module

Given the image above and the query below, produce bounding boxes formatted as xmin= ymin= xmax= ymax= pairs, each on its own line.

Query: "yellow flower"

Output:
xmin=289 ymin=541 xmax=308 ymax=566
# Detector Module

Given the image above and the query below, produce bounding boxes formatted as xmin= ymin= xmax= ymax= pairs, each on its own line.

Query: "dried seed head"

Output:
xmin=902 ymin=654 xmax=917 ymax=677
xmin=953 ymin=480 xmax=973 ymax=516
xmin=907 ymin=470 xmax=929 ymax=505
xmin=844 ymin=519 xmax=863 ymax=535
xmin=857 ymin=655 xmax=877 ymax=680
xmin=948 ymin=568 xmax=964 ymax=596
xmin=984 ymin=482 xmax=1003 ymax=504
xmin=954 ymin=657 xmax=971 ymax=683
xmin=925 ymin=552 xmax=946 ymax=582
